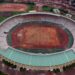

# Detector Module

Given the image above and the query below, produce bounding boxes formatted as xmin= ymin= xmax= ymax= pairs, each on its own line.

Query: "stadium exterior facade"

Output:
xmin=0 ymin=12 xmax=75 ymax=72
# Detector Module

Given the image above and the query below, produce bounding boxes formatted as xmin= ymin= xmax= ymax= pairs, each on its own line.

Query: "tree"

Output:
xmin=0 ymin=0 xmax=4 ymax=2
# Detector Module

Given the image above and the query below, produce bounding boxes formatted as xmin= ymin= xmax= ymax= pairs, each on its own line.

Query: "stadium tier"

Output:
xmin=0 ymin=12 xmax=75 ymax=72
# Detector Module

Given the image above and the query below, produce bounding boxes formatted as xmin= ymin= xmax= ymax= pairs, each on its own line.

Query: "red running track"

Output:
xmin=0 ymin=3 xmax=28 ymax=12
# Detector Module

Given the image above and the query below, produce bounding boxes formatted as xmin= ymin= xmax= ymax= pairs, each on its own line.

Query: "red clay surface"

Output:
xmin=11 ymin=24 xmax=69 ymax=49
xmin=0 ymin=3 xmax=28 ymax=11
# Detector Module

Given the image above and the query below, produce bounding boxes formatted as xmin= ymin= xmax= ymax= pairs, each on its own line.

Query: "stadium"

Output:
xmin=0 ymin=12 xmax=75 ymax=75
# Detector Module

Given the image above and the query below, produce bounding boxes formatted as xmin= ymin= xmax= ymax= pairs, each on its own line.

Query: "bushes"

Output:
xmin=26 ymin=2 xmax=35 ymax=5
xmin=63 ymin=63 xmax=75 ymax=71
xmin=26 ymin=2 xmax=35 ymax=11
xmin=53 ymin=69 xmax=60 ymax=73
xmin=0 ymin=71 xmax=8 ymax=75
xmin=0 ymin=0 xmax=4 ymax=3
xmin=27 ymin=3 xmax=35 ymax=11
xmin=20 ymin=67 xmax=26 ymax=72
xmin=53 ymin=63 xmax=75 ymax=73
xmin=10 ymin=12 xmax=25 ymax=16
xmin=2 ymin=59 xmax=17 ymax=69
xmin=42 ymin=6 xmax=50 ymax=11
xmin=0 ymin=16 xmax=7 ymax=22
xmin=0 ymin=12 xmax=25 ymax=23
xmin=0 ymin=12 xmax=21 ymax=23
xmin=49 ymin=8 xmax=54 ymax=12
xmin=59 ymin=8 xmax=68 ymax=15
xmin=42 ymin=6 xmax=69 ymax=15
xmin=42 ymin=6 xmax=53 ymax=12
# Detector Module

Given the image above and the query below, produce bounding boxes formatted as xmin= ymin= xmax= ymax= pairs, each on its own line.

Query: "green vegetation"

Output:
xmin=0 ymin=16 xmax=7 ymax=22
xmin=63 ymin=63 xmax=75 ymax=71
xmin=0 ymin=12 xmax=26 ymax=23
xmin=0 ymin=71 xmax=8 ymax=75
xmin=0 ymin=0 xmax=4 ymax=3
xmin=42 ymin=6 xmax=69 ymax=15
xmin=11 ymin=12 xmax=25 ymax=15
xmin=59 ymin=8 xmax=68 ymax=15
xmin=42 ymin=6 xmax=50 ymax=11
xmin=2 ymin=59 xmax=17 ymax=69
xmin=53 ymin=69 xmax=60 ymax=73
xmin=42 ymin=6 xmax=53 ymax=12
xmin=20 ymin=67 xmax=26 ymax=72
xmin=27 ymin=2 xmax=35 ymax=11
xmin=26 ymin=2 xmax=35 ymax=5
